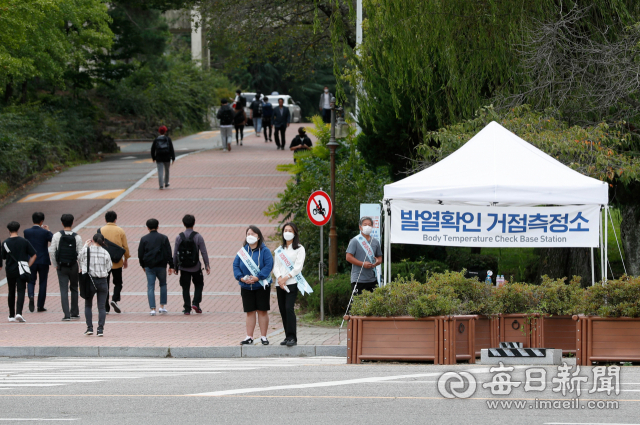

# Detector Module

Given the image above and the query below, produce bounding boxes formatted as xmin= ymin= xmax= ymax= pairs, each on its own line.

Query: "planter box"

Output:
xmin=345 ymin=316 xmax=443 ymax=364
xmin=573 ymin=315 xmax=640 ymax=366
xmin=500 ymin=314 xmax=535 ymax=348
xmin=443 ymin=315 xmax=477 ymax=364
xmin=532 ymin=315 xmax=576 ymax=355
xmin=474 ymin=315 xmax=500 ymax=358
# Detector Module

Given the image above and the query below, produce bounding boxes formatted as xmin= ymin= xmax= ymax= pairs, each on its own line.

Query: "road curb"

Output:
xmin=0 ymin=345 xmax=346 ymax=358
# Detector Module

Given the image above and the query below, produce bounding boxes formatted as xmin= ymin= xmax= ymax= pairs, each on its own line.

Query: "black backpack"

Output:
xmin=219 ymin=107 xmax=234 ymax=125
xmin=233 ymin=110 xmax=245 ymax=125
xmin=97 ymin=228 xmax=126 ymax=263
xmin=155 ymin=135 xmax=170 ymax=154
xmin=177 ymin=232 xmax=199 ymax=268
xmin=56 ymin=231 xmax=78 ymax=267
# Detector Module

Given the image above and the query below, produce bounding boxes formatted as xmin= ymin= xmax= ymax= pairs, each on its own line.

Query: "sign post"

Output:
xmin=307 ymin=190 xmax=332 ymax=321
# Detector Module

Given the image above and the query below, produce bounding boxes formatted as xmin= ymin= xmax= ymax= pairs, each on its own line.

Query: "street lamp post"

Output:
xmin=328 ymin=98 xmax=339 ymax=275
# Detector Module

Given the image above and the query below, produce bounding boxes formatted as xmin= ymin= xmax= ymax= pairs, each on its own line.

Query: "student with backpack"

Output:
xmin=1 ymin=221 xmax=37 ymax=323
xmin=216 ymin=99 xmax=234 ymax=152
xmin=249 ymin=92 xmax=263 ymax=136
xmin=262 ymin=97 xmax=273 ymax=143
xmin=138 ymin=218 xmax=174 ymax=316
xmin=151 ymin=125 xmax=175 ymax=190
xmin=173 ymin=214 xmax=210 ymax=315
xmin=99 ymin=211 xmax=130 ymax=314
xmin=49 ymin=214 xmax=83 ymax=321
xmin=234 ymin=104 xmax=246 ymax=146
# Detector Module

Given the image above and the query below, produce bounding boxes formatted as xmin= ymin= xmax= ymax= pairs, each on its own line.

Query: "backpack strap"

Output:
xmin=188 ymin=231 xmax=197 ymax=241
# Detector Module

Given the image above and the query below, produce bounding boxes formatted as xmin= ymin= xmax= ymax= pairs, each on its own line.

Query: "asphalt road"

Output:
xmin=0 ymin=357 xmax=637 ymax=425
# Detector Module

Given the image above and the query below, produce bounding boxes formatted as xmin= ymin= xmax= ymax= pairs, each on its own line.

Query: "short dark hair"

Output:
xmin=32 ymin=212 xmax=44 ymax=224
xmin=278 ymin=98 xmax=284 ymax=104
xmin=61 ymin=214 xmax=74 ymax=228
xmin=298 ymin=127 xmax=305 ymax=135
xmin=146 ymin=218 xmax=159 ymax=230
xmin=236 ymin=89 xmax=242 ymax=94
xmin=7 ymin=221 xmax=20 ymax=233
xmin=263 ymin=97 xmax=268 ymax=102
xmin=182 ymin=214 xmax=195 ymax=228
xmin=360 ymin=216 xmax=373 ymax=226
xmin=105 ymin=211 xmax=117 ymax=223
xmin=243 ymin=225 xmax=264 ymax=247
xmin=281 ymin=222 xmax=300 ymax=250
xmin=234 ymin=103 xmax=243 ymax=111
xmin=221 ymin=98 xmax=228 ymax=104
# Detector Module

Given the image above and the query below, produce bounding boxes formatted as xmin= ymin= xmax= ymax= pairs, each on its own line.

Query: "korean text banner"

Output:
xmin=390 ymin=202 xmax=600 ymax=247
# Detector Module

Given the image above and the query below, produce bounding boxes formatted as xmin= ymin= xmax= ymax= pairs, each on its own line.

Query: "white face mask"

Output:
xmin=246 ymin=235 xmax=258 ymax=245
xmin=283 ymin=232 xmax=295 ymax=241
xmin=361 ymin=226 xmax=373 ymax=236
xmin=324 ymin=89 xmax=329 ymax=93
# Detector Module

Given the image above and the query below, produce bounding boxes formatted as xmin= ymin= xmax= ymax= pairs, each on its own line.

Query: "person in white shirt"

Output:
xmin=49 ymin=214 xmax=83 ymax=321
xmin=318 ymin=86 xmax=334 ymax=124
xmin=273 ymin=222 xmax=306 ymax=346
xmin=78 ymin=234 xmax=112 ymax=337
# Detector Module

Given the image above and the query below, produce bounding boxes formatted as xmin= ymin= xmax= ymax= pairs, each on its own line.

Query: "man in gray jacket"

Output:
xmin=319 ymin=86 xmax=334 ymax=124
xmin=173 ymin=214 xmax=210 ymax=315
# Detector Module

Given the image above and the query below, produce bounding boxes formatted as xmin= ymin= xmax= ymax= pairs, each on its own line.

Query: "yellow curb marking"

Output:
xmin=18 ymin=189 xmax=125 ymax=203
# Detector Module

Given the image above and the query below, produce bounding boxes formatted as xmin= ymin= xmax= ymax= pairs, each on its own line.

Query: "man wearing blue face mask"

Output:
xmin=345 ymin=217 xmax=383 ymax=295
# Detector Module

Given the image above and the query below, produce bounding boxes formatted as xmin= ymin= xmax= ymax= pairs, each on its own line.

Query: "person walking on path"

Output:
xmin=79 ymin=233 xmax=112 ymax=337
xmin=233 ymin=226 xmax=273 ymax=345
xmin=234 ymin=89 xmax=247 ymax=109
xmin=319 ymin=86 xmax=333 ymax=124
xmin=233 ymin=103 xmax=246 ymax=146
xmin=1 ymin=221 xmax=37 ymax=322
xmin=138 ymin=218 xmax=174 ymax=316
xmin=100 ymin=211 xmax=130 ymax=314
xmin=151 ymin=125 xmax=175 ymax=189
xmin=273 ymin=98 xmax=290 ymax=150
xmin=273 ymin=223 xmax=306 ymax=347
xmin=49 ymin=214 xmax=83 ymax=321
xmin=346 ymin=217 xmax=383 ymax=295
xmin=249 ymin=92 xmax=263 ymax=136
xmin=173 ymin=214 xmax=210 ymax=315
xmin=217 ymin=99 xmax=234 ymax=152
xmin=23 ymin=212 xmax=52 ymax=313
xmin=261 ymin=96 xmax=273 ymax=143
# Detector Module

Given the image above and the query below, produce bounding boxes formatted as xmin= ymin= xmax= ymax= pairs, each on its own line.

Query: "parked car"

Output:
xmin=234 ymin=92 xmax=302 ymax=126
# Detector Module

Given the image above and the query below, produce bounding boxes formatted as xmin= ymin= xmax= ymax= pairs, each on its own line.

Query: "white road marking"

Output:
xmin=120 ymin=156 xmax=137 ymax=159
xmin=0 ymin=419 xmax=78 ymax=422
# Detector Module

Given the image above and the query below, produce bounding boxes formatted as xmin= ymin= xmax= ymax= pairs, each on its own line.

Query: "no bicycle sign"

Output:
xmin=307 ymin=190 xmax=332 ymax=226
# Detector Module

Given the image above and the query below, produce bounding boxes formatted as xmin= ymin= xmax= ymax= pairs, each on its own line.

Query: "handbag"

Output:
xmin=79 ymin=247 xmax=97 ymax=300
xmin=3 ymin=242 xmax=31 ymax=283
xmin=97 ymin=228 xmax=126 ymax=262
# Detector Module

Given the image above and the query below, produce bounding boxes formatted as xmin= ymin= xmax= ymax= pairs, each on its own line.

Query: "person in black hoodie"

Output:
xmin=138 ymin=219 xmax=174 ymax=316
xmin=151 ymin=125 xmax=176 ymax=190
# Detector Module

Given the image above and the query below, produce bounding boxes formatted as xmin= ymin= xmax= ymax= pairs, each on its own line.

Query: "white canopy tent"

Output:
xmin=382 ymin=121 xmax=610 ymax=284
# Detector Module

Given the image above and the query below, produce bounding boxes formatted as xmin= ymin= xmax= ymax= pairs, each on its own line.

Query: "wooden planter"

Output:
xmin=474 ymin=315 xmax=500 ymax=358
xmin=532 ymin=315 xmax=576 ymax=355
xmin=499 ymin=313 xmax=536 ymax=348
xmin=345 ymin=316 xmax=443 ymax=364
xmin=573 ymin=315 xmax=640 ymax=366
xmin=443 ymin=315 xmax=477 ymax=364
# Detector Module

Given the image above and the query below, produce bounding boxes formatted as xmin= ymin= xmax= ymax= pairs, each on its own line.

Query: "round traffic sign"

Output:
xmin=307 ymin=190 xmax=332 ymax=226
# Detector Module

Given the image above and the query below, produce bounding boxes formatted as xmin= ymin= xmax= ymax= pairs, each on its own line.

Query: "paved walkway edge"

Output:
xmin=0 ymin=345 xmax=347 ymax=358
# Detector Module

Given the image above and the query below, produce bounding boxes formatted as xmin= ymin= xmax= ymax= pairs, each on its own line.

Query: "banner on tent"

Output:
xmin=390 ymin=202 xmax=600 ymax=247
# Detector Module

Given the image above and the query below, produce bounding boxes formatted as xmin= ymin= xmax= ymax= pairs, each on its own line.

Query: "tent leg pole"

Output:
xmin=600 ymin=206 xmax=604 ymax=284
xmin=383 ymin=203 xmax=389 ymax=286
xmin=590 ymin=247 xmax=595 ymax=287
xmin=605 ymin=206 xmax=608 ymax=283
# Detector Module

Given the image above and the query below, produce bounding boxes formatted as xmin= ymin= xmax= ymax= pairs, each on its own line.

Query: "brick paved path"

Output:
xmin=0 ymin=125 xmax=345 ymax=347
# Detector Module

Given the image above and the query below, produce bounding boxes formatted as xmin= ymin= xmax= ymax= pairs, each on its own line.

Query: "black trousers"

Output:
xmin=28 ymin=263 xmax=49 ymax=308
xmin=274 ymin=126 xmax=286 ymax=148
xmin=322 ymin=108 xmax=331 ymax=124
xmin=7 ymin=274 xmax=25 ymax=317
xmin=179 ymin=269 xmax=204 ymax=311
xmin=263 ymin=119 xmax=272 ymax=140
xmin=105 ymin=267 xmax=123 ymax=311
xmin=351 ymin=281 xmax=377 ymax=296
xmin=85 ymin=277 xmax=108 ymax=331
xmin=235 ymin=124 xmax=244 ymax=142
xmin=277 ymin=285 xmax=298 ymax=341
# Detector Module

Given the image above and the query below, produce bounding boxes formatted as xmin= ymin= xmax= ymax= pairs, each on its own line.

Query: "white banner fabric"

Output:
xmin=390 ymin=202 xmax=600 ymax=248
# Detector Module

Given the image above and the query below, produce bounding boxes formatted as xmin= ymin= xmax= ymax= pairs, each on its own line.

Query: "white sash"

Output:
xmin=275 ymin=246 xmax=313 ymax=296
xmin=236 ymin=247 xmax=269 ymax=288
xmin=355 ymin=234 xmax=380 ymax=283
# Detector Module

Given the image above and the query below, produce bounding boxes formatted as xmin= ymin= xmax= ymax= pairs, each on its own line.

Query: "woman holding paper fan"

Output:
xmin=273 ymin=223 xmax=310 ymax=347
xmin=232 ymin=225 xmax=273 ymax=346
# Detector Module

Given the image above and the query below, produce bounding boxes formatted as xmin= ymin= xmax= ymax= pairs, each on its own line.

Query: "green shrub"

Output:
xmin=582 ymin=276 xmax=640 ymax=318
xmin=391 ymin=260 xmax=449 ymax=282
xmin=535 ymin=276 xmax=584 ymax=316
xmin=493 ymin=282 xmax=538 ymax=314
xmin=302 ymin=273 xmax=352 ymax=317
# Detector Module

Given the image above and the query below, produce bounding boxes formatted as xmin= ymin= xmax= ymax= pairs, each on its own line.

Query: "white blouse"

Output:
xmin=273 ymin=244 xmax=306 ymax=286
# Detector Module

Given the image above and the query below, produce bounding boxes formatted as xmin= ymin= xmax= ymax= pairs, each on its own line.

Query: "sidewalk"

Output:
xmin=0 ymin=124 xmax=345 ymax=351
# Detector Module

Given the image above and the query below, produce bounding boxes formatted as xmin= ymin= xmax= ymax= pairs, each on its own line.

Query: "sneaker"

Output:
xmin=286 ymin=339 xmax=297 ymax=347
xmin=97 ymin=329 xmax=103 ymax=337
xmin=158 ymin=308 xmax=167 ymax=314
xmin=159 ymin=186 xmax=164 ymax=190
xmin=261 ymin=337 xmax=269 ymax=346
xmin=223 ymin=149 xmax=228 ymax=152
xmin=15 ymin=314 xmax=25 ymax=323
xmin=150 ymin=309 xmax=156 ymax=316
xmin=37 ymin=307 xmax=47 ymax=312
xmin=182 ymin=309 xmax=190 ymax=315
xmin=165 ymin=183 xmax=170 ymax=188
xmin=240 ymin=338 xmax=253 ymax=345
xmin=240 ymin=141 xmax=243 ymax=146
xmin=110 ymin=301 xmax=121 ymax=314
xmin=191 ymin=305 xmax=202 ymax=314
xmin=8 ymin=317 xmax=16 ymax=322
xmin=29 ymin=297 xmax=34 ymax=313
xmin=105 ymin=311 xmax=109 ymax=315
xmin=70 ymin=315 xmax=80 ymax=320
xmin=62 ymin=317 xmax=71 ymax=321
xmin=280 ymin=339 xmax=289 ymax=346
xmin=84 ymin=328 xmax=93 ymax=335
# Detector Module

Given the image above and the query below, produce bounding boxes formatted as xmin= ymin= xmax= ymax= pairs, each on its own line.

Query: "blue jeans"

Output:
xmin=28 ymin=264 xmax=49 ymax=309
xmin=253 ymin=117 xmax=262 ymax=133
xmin=145 ymin=267 xmax=167 ymax=309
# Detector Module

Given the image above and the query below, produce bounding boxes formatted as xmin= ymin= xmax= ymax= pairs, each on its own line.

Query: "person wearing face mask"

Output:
xmin=273 ymin=223 xmax=310 ymax=347
xmin=232 ymin=226 xmax=274 ymax=345
xmin=345 ymin=217 xmax=383 ymax=295
xmin=319 ymin=86 xmax=334 ymax=124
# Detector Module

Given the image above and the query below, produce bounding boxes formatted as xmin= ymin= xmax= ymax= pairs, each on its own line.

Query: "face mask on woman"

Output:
xmin=283 ymin=232 xmax=295 ymax=241
xmin=361 ymin=225 xmax=373 ymax=236
xmin=246 ymin=235 xmax=258 ymax=245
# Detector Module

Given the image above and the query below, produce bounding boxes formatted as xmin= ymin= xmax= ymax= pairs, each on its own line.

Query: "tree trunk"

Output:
xmin=4 ymin=83 xmax=12 ymax=103
xmin=620 ymin=203 xmax=640 ymax=276
xmin=538 ymin=247 xmax=599 ymax=286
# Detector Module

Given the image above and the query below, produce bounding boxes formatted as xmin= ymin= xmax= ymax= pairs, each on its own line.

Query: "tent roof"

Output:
xmin=384 ymin=121 xmax=608 ymax=206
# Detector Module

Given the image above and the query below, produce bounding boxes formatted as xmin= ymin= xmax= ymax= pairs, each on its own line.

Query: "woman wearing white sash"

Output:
xmin=273 ymin=223 xmax=306 ymax=347
xmin=232 ymin=226 xmax=274 ymax=345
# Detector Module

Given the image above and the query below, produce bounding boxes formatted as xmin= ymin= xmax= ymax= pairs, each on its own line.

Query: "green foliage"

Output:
xmin=301 ymin=273 xmax=352 ymax=317
xmin=583 ymin=276 xmax=640 ymax=317
xmin=266 ymin=116 xmax=392 ymax=274
xmin=535 ymin=276 xmax=584 ymax=316
xmin=390 ymin=260 xmax=449 ymax=283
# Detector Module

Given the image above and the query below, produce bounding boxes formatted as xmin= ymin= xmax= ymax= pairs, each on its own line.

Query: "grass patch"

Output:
xmin=297 ymin=310 xmax=344 ymax=327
